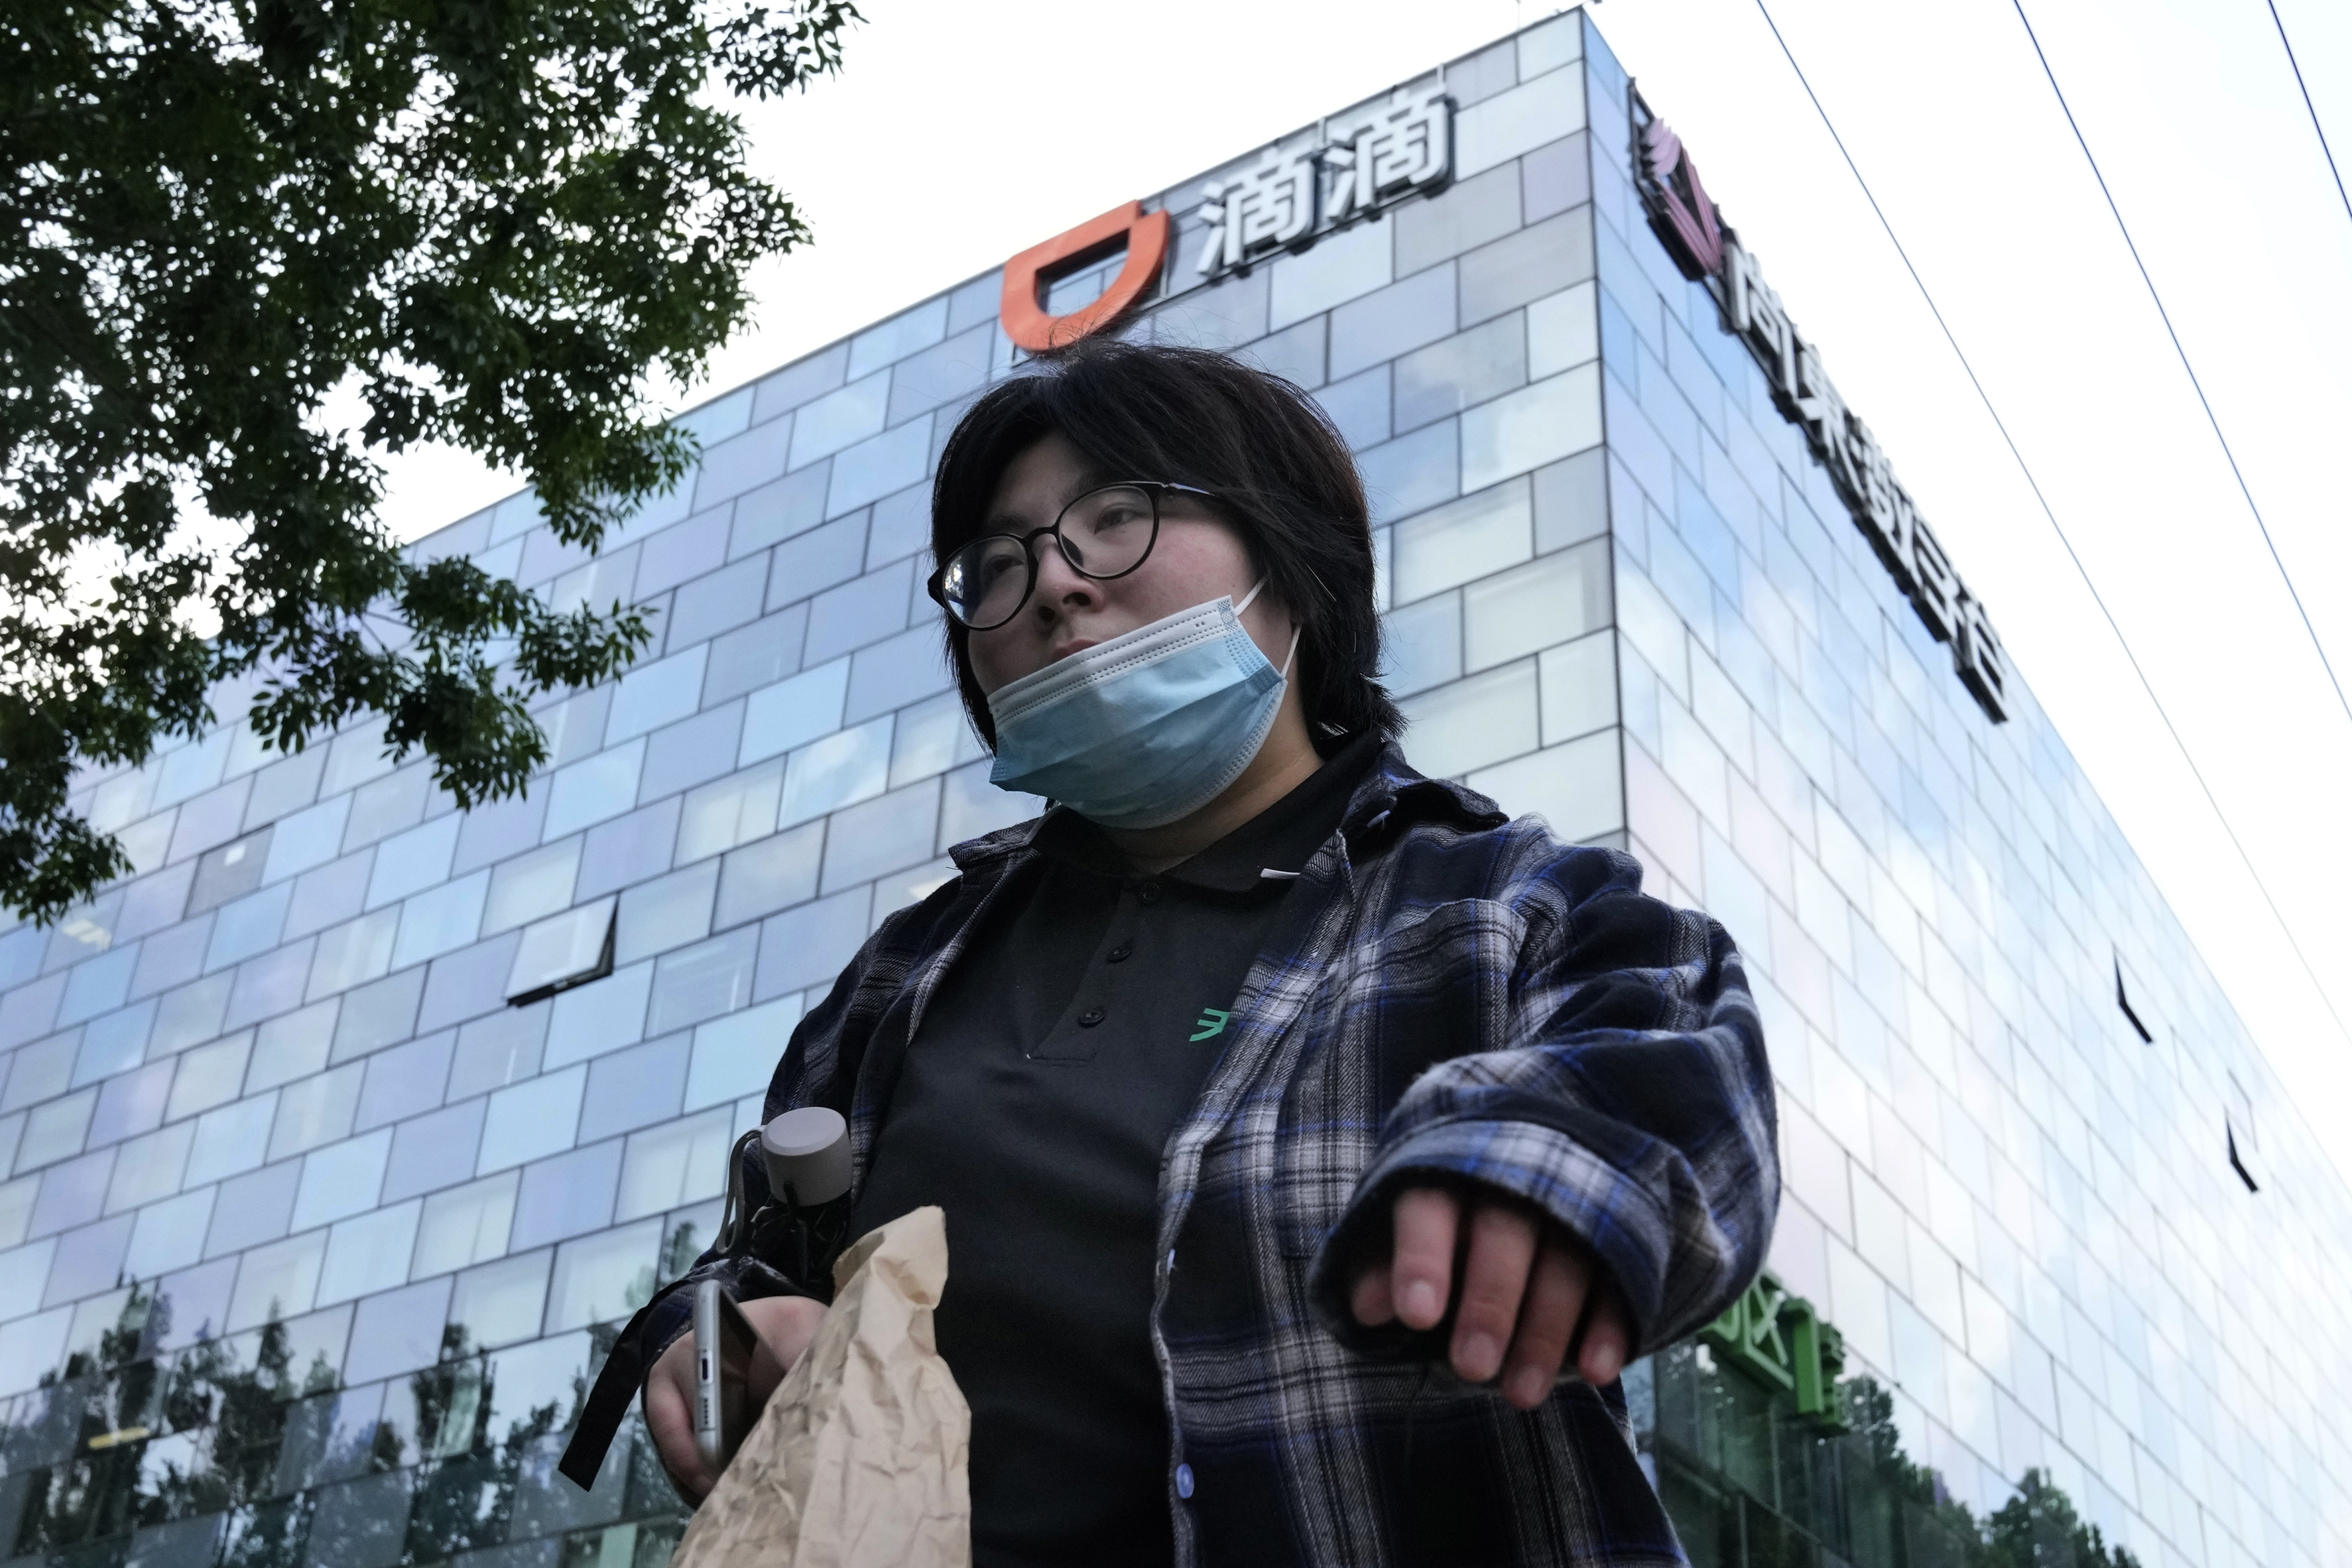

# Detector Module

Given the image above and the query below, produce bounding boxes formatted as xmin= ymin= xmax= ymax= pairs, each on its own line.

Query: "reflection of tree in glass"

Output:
xmin=400 ymin=1325 xmax=575 ymax=1561
xmin=1643 ymin=1343 xmax=2142 ymax=1568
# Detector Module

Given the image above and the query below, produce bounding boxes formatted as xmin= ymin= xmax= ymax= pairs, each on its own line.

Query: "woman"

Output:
xmin=569 ymin=339 xmax=1776 ymax=1566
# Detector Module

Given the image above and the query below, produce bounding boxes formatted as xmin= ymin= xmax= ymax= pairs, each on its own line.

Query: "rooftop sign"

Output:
xmin=1196 ymin=83 xmax=1453 ymax=278
xmin=1632 ymin=91 xmax=2010 ymax=723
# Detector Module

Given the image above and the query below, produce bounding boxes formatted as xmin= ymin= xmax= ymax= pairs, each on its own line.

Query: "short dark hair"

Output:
xmin=930 ymin=337 xmax=1399 ymax=754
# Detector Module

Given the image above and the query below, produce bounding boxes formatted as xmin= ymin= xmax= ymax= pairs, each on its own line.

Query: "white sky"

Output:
xmin=377 ymin=0 xmax=2352 ymax=1187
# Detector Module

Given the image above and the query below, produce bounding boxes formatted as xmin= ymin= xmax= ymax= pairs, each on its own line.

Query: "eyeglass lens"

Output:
xmin=940 ymin=485 xmax=1160 ymax=629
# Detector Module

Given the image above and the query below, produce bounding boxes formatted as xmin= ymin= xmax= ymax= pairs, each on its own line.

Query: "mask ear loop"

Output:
xmin=1233 ymin=577 xmax=1303 ymax=681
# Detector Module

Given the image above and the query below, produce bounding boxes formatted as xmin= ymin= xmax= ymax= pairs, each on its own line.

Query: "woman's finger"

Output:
xmin=1575 ymin=1276 xmax=1635 ymax=1387
xmin=1387 ymin=1186 xmax=1462 ymax=1331
xmin=1449 ymin=1201 xmax=1540 ymax=1384
xmin=1501 ymin=1235 xmax=1590 ymax=1409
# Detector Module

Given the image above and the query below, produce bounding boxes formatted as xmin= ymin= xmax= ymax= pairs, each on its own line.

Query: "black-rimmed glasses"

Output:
xmin=926 ymin=481 xmax=1217 ymax=631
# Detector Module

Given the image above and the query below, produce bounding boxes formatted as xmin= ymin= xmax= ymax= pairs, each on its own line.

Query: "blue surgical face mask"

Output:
xmin=986 ymin=579 xmax=1299 ymax=831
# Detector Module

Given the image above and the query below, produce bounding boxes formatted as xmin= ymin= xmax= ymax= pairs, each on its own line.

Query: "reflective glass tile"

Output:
xmin=447 ymin=1006 xmax=549 ymax=1103
xmin=184 ymin=1092 xmax=277 ymax=1188
xmin=637 ymin=701 xmax=748 ymax=806
xmin=122 ymin=1185 xmax=214 ymax=1283
xmin=72 ymin=1000 xmax=159 ymax=1089
xmin=448 ymin=1249 xmax=551 ymax=1353
xmin=887 ymin=694 xmax=984 ymax=791
xmin=645 ymin=930 xmax=759 ymax=1039
xmin=476 ymin=1067 xmax=586 ymax=1176
xmin=308 ymin=910 xmax=399 ymax=1001
xmin=343 ymin=763 xmax=432 ymax=849
xmin=1398 ymin=658 xmax=1541 ymax=778
xmin=205 ymin=1159 xmax=299 ymax=1259
xmin=315 ymin=1198 xmax=423 ymax=1308
xmin=615 ymin=864 xmax=719 ymax=967
xmin=573 ymin=798 xmax=682 ymax=903
xmin=685 ymin=995 xmax=801 ymax=1114
xmin=100 ymin=1121 xmax=191 ymax=1214
xmin=615 ymin=1109 xmax=732 ymax=1223
xmin=0 ymin=1173 xmax=35 ymax=1249
xmin=343 ymin=1275 xmax=452 ymax=1386
xmin=3 ymin=1032 xmax=76 ymax=1112
xmin=284 ymin=848 xmax=374 ymax=943
xmin=1462 ymin=536 xmax=1612 ymax=671
xmin=1392 ymin=478 xmax=1534 ymax=604
xmin=712 ymin=822 xmax=823 ymax=931
xmin=544 ymin=1221 xmax=661 ymax=1334
xmin=509 ymin=1140 xmax=624 ymax=1253
xmin=57 ymin=945 xmax=138 ymax=1028
xmin=250 ymin=1001 xmax=339 ymax=1093
xmin=605 ymin=647 xmax=709 ymax=746
xmin=675 ymin=763 xmax=785 ymax=866
xmin=542 ymin=964 xmax=653 ymax=1071
xmin=1394 ymin=315 xmax=1529 ymax=435
xmin=88 ymin=1059 xmax=173 ymax=1150
xmin=17 ymin=1090 xmax=96 ymax=1173
xmin=264 ymin=794 xmax=354 ymax=886
xmin=265 ymin=1061 xmax=363 ymax=1163
xmin=291 ymin=1128 xmax=393 ymax=1231
xmin=453 ymin=788 xmax=550 ymax=879
xmin=484 ymin=839 xmax=585 ymax=937
xmin=578 ymin=1040 xmax=690 ymax=1149
xmin=392 ymin=872 xmax=489 ymax=971
xmin=412 ymin=1171 xmax=520 ymax=1279
xmin=543 ymin=741 xmax=648 ymax=843
xmin=41 ymin=1214 xmax=133 ymax=1310
xmin=1381 ymin=592 xmax=1463 ymax=698
xmin=1461 ymin=364 xmax=1603 ymax=493
xmin=355 ymin=1031 xmax=457 ymax=1135
xmin=187 ymin=829 xmax=274 ymax=919
xmin=779 ymin=717 xmax=892 ymax=828
xmin=128 ymin=917 xmax=210 ymax=1007
xmin=1528 ymin=280 xmax=1600 ymax=380
xmin=244 ymin=746 xmax=327 ymax=831
xmin=702 ymin=605 xmax=808 ymax=708
xmin=226 ymin=1230 xmax=326 ymax=1332
xmin=1540 ymin=632 xmax=1618 ymax=744
xmin=366 ymin=815 xmax=463 ymax=912
xmin=381 ymin=1098 xmax=489 ymax=1207
xmin=818 ymin=782 xmax=941 ymax=895
xmin=165 ymin=1032 xmax=252 ymax=1123
xmin=737 ymin=657 xmax=849 ymax=768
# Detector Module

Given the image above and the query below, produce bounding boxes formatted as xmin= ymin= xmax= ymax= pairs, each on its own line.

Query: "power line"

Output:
xmin=2264 ymin=0 xmax=2352 ymax=231
xmin=2008 ymin=0 xmax=2352 ymax=734
xmin=1744 ymin=0 xmax=2352 ymax=1046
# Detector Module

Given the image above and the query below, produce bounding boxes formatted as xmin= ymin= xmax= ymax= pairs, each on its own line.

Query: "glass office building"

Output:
xmin=2 ymin=12 xmax=2345 ymax=1568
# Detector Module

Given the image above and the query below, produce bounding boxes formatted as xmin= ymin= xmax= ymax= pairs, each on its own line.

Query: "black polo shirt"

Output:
xmin=847 ymin=733 xmax=1378 ymax=1567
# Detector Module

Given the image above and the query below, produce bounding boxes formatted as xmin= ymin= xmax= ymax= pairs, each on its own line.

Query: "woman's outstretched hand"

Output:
xmin=1349 ymin=1185 xmax=1632 ymax=1410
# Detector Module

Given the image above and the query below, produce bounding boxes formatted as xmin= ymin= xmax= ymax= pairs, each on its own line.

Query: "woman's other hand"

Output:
xmin=642 ymin=1294 xmax=829 ymax=1500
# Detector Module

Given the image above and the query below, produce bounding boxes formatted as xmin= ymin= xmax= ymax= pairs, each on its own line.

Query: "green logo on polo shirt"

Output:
xmin=1190 ymin=1008 xmax=1231 ymax=1042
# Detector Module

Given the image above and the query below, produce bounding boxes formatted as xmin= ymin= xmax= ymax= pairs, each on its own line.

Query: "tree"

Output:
xmin=1 ymin=0 xmax=860 ymax=924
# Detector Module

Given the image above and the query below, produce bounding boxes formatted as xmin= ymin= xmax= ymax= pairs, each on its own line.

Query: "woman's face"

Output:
xmin=964 ymin=433 xmax=1291 ymax=694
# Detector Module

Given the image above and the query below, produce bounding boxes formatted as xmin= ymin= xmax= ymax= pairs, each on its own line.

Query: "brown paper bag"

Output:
xmin=670 ymin=1206 xmax=971 ymax=1568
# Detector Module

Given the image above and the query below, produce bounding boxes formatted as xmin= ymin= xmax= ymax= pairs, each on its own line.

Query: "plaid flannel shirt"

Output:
xmin=603 ymin=744 xmax=1775 ymax=1566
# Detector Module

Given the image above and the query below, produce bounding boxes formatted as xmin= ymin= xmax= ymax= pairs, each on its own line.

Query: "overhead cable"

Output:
xmin=1746 ymin=0 xmax=2351 ymax=1046
xmin=2262 ymin=0 xmax=2352 ymax=231
xmin=2007 ymin=0 xmax=2352 ymax=733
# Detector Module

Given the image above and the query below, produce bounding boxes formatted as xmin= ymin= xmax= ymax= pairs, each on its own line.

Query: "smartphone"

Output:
xmin=693 ymin=1280 xmax=758 ymax=1474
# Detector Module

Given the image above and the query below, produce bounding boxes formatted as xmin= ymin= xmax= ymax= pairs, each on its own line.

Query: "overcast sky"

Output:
xmin=376 ymin=0 xmax=2352 ymax=1185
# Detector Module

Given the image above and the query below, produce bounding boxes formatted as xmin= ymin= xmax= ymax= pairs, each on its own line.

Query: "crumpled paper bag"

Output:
xmin=671 ymin=1206 xmax=970 ymax=1568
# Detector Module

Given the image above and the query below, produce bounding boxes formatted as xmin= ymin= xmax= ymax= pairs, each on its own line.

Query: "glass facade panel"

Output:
xmin=3 ymin=21 xmax=2344 ymax=1568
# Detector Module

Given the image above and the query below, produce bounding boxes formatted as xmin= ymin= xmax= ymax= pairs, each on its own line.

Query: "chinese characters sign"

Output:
xmin=1633 ymin=91 xmax=2010 ymax=724
xmin=1698 ymin=1270 xmax=1848 ymax=1431
xmin=1197 ymin=83 xmax=1453 ymax=277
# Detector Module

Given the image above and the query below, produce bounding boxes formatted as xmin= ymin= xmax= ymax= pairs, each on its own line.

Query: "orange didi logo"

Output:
xmin=998 ymin=200 xmax=1170 ymax=353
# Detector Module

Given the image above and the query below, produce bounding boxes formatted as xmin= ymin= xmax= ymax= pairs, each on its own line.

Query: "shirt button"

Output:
xmin=1136 ymin=881 xmax=1163 ymax=906
xmin=1107 ymin=943 xmax=1132 ymax=963
xmin=1175 ymin=1463 xmax=1195 ymax=1500
xmin=1079 ymin=1006 xmax=1106 ymax=1027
